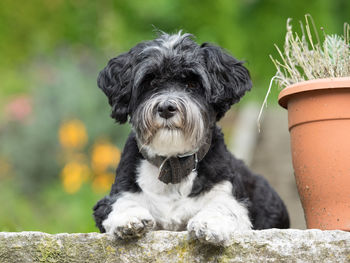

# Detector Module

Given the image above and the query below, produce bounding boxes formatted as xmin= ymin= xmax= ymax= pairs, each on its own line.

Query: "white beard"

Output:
xmin=145 ymin=129 xmax=197 ymax=157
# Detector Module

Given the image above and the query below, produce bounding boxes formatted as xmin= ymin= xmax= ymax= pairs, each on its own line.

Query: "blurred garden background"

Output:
xmin=0 ymin=0 xmax=349 ymax=233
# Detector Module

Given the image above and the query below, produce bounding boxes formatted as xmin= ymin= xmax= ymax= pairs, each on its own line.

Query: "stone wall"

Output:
xmin=1 ymin=230 xmax=350 ymax=262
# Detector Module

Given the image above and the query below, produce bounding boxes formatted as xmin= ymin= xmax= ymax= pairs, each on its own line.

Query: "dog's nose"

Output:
xmin=157 ymin=101 xmax=177 ymax=119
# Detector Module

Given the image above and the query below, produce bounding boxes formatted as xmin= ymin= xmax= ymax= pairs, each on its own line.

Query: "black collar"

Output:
xmin=137 ymin=134 xmax=211 ymax=184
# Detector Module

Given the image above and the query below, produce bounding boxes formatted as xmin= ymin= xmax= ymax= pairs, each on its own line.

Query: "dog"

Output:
xmin=93 ymin=31 xmax=289 ymax=246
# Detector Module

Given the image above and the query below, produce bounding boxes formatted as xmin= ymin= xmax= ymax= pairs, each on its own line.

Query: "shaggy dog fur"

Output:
xmin=93 ymin=32 xmax=289 ymax=246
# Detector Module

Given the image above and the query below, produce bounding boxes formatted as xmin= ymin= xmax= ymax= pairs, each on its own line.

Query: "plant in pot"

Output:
xmin=268 ymin=15 xmax=350 ymax=230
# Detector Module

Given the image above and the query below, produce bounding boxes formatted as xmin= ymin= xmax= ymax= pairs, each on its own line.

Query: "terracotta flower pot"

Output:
xmin=278 ymin=77 xmax=350 ymax=230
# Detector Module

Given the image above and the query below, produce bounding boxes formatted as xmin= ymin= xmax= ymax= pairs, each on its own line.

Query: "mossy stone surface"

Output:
xmin=0 ymin=230 xmax=350 ymax=262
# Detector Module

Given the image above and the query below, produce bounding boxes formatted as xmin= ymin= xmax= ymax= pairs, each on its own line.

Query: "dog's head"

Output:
xmin=98 ymin=32 xmax=252 ymax=157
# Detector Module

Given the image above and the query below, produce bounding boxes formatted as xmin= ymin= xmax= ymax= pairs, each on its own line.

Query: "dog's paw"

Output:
xmin=102 ymin=208 xmax=155 ymax=239
xmin=187 ymin=214 xmax=251 ymax=246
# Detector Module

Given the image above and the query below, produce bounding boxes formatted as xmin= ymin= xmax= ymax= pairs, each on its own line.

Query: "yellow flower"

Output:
xmin=91 ymin=141 xmax=121 ymax=173
xmin=60 ymin=161 xmax=90 ymax=194
xmin=59 ymin=119 xmax=88 ymax=150
xmin=92 ymin=173 xmax=115 ymax=193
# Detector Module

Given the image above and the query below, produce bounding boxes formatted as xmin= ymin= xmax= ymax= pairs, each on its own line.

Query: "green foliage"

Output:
xmin=0 ymin=55 xmax=130 ymax=232
xmin=0 ymin=178 xmax=103 ymax=233
xmin=0 ymin=55 xmax=129 ymax=194
xmin=1 ymin=0 xmax=349 ymax=99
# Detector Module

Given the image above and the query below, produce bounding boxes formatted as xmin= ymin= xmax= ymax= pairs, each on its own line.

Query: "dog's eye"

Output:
xmin=143 ymin=74 xmax=156 ymax=87
xmin=150 ymin=79 xmax=157 ymax=87
xmin=186 ymin=81 xmax=198 ymax=89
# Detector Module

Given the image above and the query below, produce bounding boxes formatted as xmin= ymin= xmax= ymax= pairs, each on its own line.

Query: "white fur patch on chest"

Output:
xmin=135 ymin=160 xmax=198 ymax=230
xmin=129 ymin=160 xmax=240 ymax=231
xmin=103 ymin=159 xmax=252 ymax=237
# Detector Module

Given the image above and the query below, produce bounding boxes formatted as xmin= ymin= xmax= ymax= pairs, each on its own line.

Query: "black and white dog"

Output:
xmin=93 ymin=32 xmax=289 ymax=246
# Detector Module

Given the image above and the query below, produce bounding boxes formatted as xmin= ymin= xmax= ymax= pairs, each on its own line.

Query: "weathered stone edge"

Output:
xmin=0 ymin=229 xmax=350 ymax=263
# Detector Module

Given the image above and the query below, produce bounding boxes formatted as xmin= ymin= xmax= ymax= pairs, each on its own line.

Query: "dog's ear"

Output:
xmin=97 ymin=53 xmax=133 ymax=124
xmin=200 ymin=43 xmax=252 ymax=120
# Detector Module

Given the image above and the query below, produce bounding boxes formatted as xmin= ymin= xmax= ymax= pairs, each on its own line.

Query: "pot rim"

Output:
xmin=278 ymin=77 xmax=350 ymax=109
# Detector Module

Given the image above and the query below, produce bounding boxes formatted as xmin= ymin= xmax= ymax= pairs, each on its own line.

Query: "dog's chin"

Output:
xmin=145 ymin=128 xmax=197 ymax=157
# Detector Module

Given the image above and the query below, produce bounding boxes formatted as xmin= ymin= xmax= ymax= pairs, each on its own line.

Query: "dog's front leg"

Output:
xmin=102 ymin=193 xmax=155 ymax=239
xmin=187 ymin=181 xmax=252 ymax=246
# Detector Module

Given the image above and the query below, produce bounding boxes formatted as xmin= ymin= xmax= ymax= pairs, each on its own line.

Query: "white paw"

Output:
xmin=102 ymin=208 xmax=155 ymax=239
xmin=187 ymin=214 xmax=251 ymax=246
